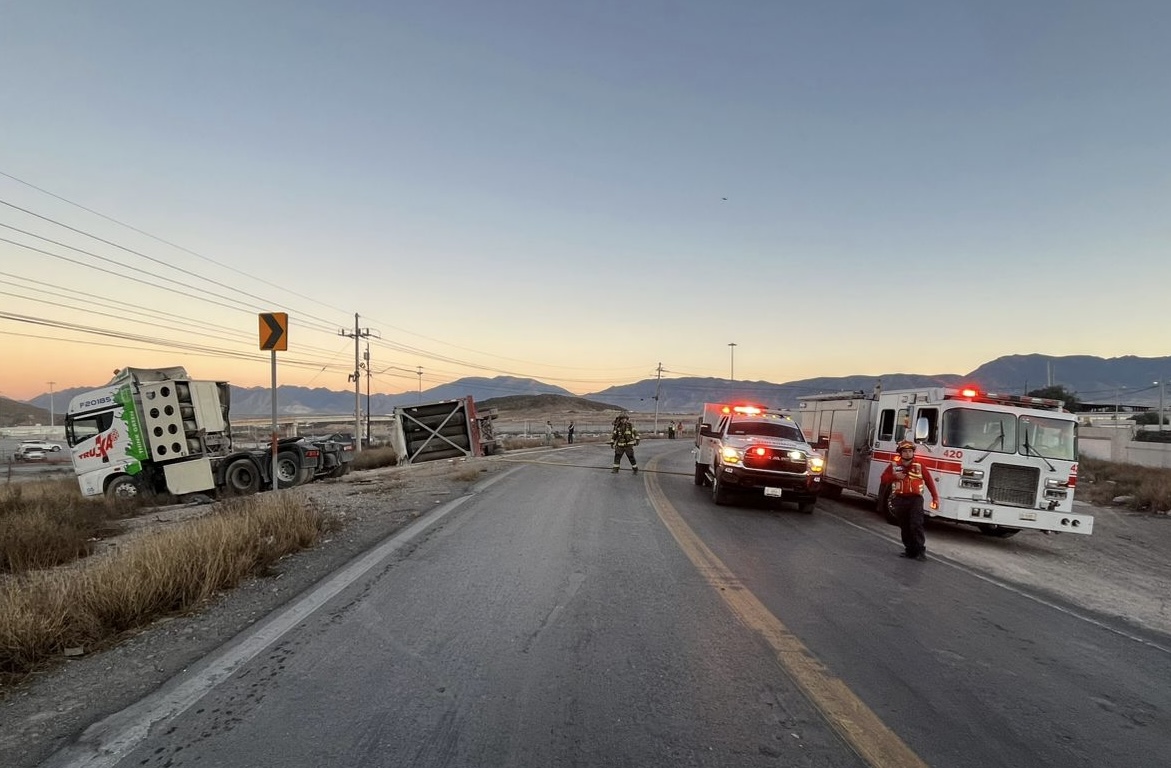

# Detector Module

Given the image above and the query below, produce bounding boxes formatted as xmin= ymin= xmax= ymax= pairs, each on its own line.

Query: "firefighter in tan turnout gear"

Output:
xmin=609 ymin=414 xmax=640 ymax=474
xmin=881 ymin=439 xmax=940 ymax=560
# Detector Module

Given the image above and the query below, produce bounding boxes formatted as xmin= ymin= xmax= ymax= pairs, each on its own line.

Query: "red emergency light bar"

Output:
xmin=945 ymin=387 xmax=1065 ymax=411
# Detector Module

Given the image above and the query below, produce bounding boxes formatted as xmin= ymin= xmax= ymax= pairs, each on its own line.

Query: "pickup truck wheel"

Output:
xmin=224 ymin=458 xmax=261 ymax=496
xmin=693 ymin=462 xmax=707 ymax=486
xmin=820 ymin=484 xmax=843 ymax=500
xmin=711 ymin=466 xmax=731 ymax=505
xmin=105 ymin=475 xmax=141 ymax=500
xmin=797 ymin=499 xmax=815 ymax=514
xmin=276 ymin=450 xmax=303 ymax=489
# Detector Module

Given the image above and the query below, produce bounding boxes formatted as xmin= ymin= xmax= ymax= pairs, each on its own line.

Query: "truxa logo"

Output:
xmin=78 ymin=429 xmax=120 ymax=461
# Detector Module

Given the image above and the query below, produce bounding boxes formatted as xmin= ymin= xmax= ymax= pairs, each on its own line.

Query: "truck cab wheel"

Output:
xmin=105 ymin=475 xmax=141 ymax=500
xmin=224 ymin=458 xmax=261 ymax=496
xmin=275 ymin=450 xmax=303 ymax=489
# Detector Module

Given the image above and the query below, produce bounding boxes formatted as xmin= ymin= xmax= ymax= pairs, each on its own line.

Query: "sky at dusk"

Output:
xmin=2 ymin=1 xmax=1169 ymax=402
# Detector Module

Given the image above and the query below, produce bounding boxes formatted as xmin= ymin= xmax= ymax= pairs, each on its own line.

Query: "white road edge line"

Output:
xmin=43 ymin=468 xmax=519 ymax=768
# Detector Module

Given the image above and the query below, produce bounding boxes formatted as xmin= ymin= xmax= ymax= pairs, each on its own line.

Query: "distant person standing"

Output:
xmin=567 ymin=420 xmax=576 ymax=444
xmin=882 ymin=440 xmax=940 ymax=561
xmin=667 ymin=422 xmax=676 ymax=439
xmin=544 ymin=420 xmax=554 ymax=446
xmin=609 ymin=414 xmax=640 ymax=474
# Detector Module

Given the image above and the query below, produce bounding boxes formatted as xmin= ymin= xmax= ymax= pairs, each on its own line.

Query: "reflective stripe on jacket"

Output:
xmin=881 ymin=455 xmax=939 ymax=498
xmin=610 ymin=424 xmax=639 ymax=447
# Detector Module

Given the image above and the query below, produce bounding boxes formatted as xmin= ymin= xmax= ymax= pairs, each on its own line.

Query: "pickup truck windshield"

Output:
xmin=728 ymin=422 xmax=805 ymax=441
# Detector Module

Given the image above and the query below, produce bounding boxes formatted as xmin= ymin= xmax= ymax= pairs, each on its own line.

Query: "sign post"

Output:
xmin=259 ymin=313 xmax=288 ymax=490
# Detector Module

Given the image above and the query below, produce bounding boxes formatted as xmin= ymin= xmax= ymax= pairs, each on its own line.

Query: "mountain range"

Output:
xmin=9 ymin=353 xmax=1171 ymax=422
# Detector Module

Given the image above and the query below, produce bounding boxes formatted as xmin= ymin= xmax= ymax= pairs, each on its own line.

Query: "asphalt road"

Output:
xmin=42 ymin=442 xmax=1171 ymax=767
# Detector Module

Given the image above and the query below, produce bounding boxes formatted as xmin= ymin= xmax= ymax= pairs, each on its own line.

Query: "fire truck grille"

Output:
xmin=743 ymin=449 xmax=807 ymax=473
xmin=988 ymin=463 xmax=1039 ymax=507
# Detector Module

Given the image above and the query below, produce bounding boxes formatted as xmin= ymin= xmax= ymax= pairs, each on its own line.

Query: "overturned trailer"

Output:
xmin=391 ymin=397 xmax=498 ymax=465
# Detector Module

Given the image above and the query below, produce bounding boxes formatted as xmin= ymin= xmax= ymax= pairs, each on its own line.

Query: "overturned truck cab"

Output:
xmin=65 ymin=366 xmax=327 ymax=500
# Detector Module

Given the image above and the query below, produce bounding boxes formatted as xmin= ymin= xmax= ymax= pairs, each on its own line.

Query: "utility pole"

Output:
xmin=363 ymin=343 xmax=372 ymax=447
xmin=47 ymin=381 xmax=55 ymax=429
xmin=653 ymin=362 xmax=663 ymax=435
xmin=339 ymin=314 xmax=378 ymax=453
xmin=417 ymin=366 xmax=423 ymax=403
xmin=728 ymin=342 xmax=737 ymax=381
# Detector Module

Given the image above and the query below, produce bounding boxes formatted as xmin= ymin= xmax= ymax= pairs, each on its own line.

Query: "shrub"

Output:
xmin=0 ymin=479 xmax=147 ymax=574
xmin=1077 ymin=457 xmax=1171 ymax=511
xmin=0 ymin=491 xmax=330 ymax=681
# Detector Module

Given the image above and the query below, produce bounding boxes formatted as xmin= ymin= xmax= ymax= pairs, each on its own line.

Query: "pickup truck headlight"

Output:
xmin=809 ymin=455 xmax=825 ymax=473
xmin=720 ymin=446 xmax=743 ymax=464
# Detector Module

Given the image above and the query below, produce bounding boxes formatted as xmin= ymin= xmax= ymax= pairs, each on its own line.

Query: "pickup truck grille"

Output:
xmin=988 ymin=463 xmax=1039 ymax=507
xmin=743 ymin=448 xmax=807 ymax=473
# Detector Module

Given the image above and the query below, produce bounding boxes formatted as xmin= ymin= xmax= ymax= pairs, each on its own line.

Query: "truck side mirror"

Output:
xmin=699 ymin=424 xmax=715 ymax=438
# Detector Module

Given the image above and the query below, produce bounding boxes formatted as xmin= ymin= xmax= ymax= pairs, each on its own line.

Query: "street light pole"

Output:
xmin=728 ymin=342 xmax=737 ymax=381
xmin=1160 ymin=380 xmax=1166 ymax=432
xmin=417 ymin=366 xmax=423 ymax=404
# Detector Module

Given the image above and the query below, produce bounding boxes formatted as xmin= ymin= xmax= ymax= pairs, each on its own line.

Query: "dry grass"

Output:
xmin=352 ymin=446 xmax=399 ymax=471
xmin=0 ymin=479 xmax=152 ymax=574
xmin=0 ymin=491 xmax=333 ymax=681
xmin=1077 ymin=457 xmax=1171 ymax=512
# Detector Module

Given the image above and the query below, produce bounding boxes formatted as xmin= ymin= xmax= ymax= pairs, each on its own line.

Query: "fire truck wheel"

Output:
xmin=275 ymin=450 xmax=303 ymax=489
xmin=224 ymin=458 xmax=261 ymax=496
xmin=877 ymin=485 xmax=899 ymax=525
xmin=978 ymin=524 xmax=1020 ymax=538
xmin=711 ymin=466 xmax=731 ymax=505
xmin=105 ymin=475 xmax=141 ymax=500
xmin=694 ymin=462 xmax=707 ymax=486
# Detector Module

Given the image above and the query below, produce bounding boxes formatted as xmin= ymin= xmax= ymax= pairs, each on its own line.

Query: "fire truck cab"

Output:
xmin=797 ymin=386 xmax=1091 ymax=537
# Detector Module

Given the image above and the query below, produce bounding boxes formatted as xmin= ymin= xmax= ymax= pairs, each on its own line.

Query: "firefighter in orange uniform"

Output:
xmin=882 ymin=440 xmax=940 ymax=561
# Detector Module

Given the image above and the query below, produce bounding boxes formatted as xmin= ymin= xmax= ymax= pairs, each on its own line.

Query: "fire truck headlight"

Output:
xmin=1045 ymin=478 xmax=1069 ymax=489
xmin=960 ymin=468 xmax=984 ymax=489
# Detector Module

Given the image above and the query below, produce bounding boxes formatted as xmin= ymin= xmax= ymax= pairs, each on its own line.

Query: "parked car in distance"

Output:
xmin=14 ymin=441 xmax=61 ymax=461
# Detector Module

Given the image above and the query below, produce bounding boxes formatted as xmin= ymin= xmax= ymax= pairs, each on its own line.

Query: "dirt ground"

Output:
xmin=3 ymin=442 xmax=1171 ymax=768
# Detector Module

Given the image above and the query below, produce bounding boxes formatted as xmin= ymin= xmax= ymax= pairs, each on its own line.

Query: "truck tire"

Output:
xmin=105 ymin=475 xmax=141 ymax=500
xmin=694 ymin=462 xmax=707 ymax=486
xmin=978 ymin=524 xmax=1020 ymax=538
xmin=711 ymin=465 xmax=731 ymax=506
xmin=224 ymin=458 xmax=261 ymax=496
xmin=820 ymin=483 xmax=843 ymax=500
xmin=275 ymin=450 xmax=303 ymax=489
xmin=797 ymin=499 xmax=815 ymax=514
xmin=877 ymin=484 xmax=898 ymax=525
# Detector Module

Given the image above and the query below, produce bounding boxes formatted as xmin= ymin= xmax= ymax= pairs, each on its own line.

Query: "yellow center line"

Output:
xmin=645 ymin=455 xmax=929 ymax=768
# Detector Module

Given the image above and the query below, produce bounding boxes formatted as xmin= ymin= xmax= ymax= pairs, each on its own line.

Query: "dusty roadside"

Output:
xmin=0 ymin=458 xmax=507 ymax=768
